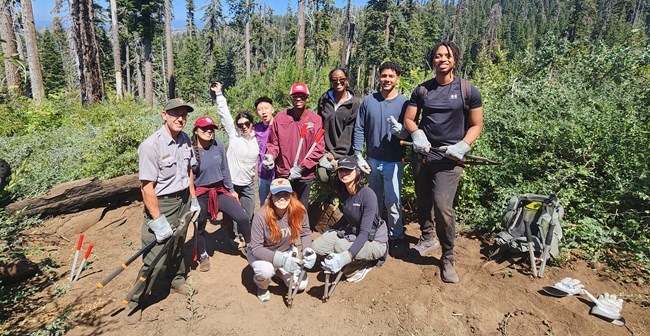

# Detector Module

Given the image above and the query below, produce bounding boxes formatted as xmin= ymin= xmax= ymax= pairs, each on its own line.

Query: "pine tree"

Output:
xmin=38 ymin=29 xmax=66 ymax=95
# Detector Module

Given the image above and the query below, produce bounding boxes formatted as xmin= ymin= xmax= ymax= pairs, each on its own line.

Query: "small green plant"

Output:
xmin=31 ymin=306 xmax=74 ymax=336
xmin=178 ymin=286 xmax=203 ymax=323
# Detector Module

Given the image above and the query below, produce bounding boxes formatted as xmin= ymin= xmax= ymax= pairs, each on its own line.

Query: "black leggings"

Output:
xmin=197 ymin=192 xmax=251 ymax=255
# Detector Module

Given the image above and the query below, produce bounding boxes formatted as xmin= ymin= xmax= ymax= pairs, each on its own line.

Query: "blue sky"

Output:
xmin=33 ymin=0 xmax=366 ymax=29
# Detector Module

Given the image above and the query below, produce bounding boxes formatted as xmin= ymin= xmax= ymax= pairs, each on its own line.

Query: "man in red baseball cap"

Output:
xmin=263 ymin=82 xmax=324 ymax=210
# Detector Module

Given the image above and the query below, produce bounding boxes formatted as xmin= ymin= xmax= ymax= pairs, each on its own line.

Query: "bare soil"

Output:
xmin=2 ymin=201 xmax=648 ymax=336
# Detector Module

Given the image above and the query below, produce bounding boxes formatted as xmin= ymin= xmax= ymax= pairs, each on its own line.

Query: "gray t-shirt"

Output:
xmin=138 ymin=126 xmax=193 ymax=196
xmin=249 ymin=206 xmax=312 ymax=262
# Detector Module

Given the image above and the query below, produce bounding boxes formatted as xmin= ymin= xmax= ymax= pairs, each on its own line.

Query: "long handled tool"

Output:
xmin=72 ymin=243 xmax=94 ymax=282
xmin=192 ymin=219 xmax=199 ymax=262
xmin=97 ymin=238 xmax=157 ymax=289
xmin=399 ymin=140 xmax=501 ymax=165
xmin=122 ymin=211 xmax=196 ymax=304
xmin=538 ymin=221 xmax=555 ymax=278
xmin=292 ymin=123 xmax=309 ymax=168
xmin=70 ymin=233 xmax=84 ymax=282
xmin=322 ymin=266 xmax=345 ymax=302
xmin=298 ymin=129 xmax=325 ymax=167
xmin=287 ymin=250 xmax=313 ymax=308
xmin=523 ymin=219 xmax=538 ymax=278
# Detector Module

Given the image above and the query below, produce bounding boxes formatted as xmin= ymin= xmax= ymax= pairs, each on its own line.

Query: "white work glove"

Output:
xmin=302 ymin=248 xmax=316 ymax=269
xmin=440 ymin=140 xmax=471 ymax=161
xmin=552 ymin=277 xmax=585 ymax=296
xmin=319 ymin=154 xmax=334 ymax=171
xmin=411 ymin=129 xmax=431 ymax=154
xmin=387 ymin=116 xmax=409 ymax=140
xmin=272 ymin=250 xmax=301 ymax=273
xmin=190 ymin=197 xmax=200 ymax=213
xmin=262 ymin=154 xmax=275 ymax=171
xmin=590 ymin=292 xmax=624 ymax=321
xmin=288 ymin=166 xmax=304 ymax=181
xmin=147 ymin=215 xmax=173 ymax=243
xmin=321 ymin=251 xmax=352 ymax=273
xmin=355 ymin=153 xmax=371 ymax=174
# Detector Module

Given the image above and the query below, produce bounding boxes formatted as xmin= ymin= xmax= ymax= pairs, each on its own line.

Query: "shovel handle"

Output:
xmin=523 ymin=219 xmax=538 ymax=278
xmin=97 ymin=239 xmax=157 ymax=289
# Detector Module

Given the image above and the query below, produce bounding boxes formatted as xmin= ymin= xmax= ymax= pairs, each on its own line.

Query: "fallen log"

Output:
xmin=5 ymin=174 xmax=141 ymax=219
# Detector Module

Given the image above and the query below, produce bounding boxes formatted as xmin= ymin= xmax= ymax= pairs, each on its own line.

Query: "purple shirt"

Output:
xmin=254 ymin=121 xmax=274 ymax=181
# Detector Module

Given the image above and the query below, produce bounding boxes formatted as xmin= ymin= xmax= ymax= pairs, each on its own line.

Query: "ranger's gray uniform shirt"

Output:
xmin=138 ymin=126 xmax=193 ymax=196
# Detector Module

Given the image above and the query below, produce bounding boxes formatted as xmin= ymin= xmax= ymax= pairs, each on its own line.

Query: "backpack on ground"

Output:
xmin=495 ymin=194 xmax=564 ymax=259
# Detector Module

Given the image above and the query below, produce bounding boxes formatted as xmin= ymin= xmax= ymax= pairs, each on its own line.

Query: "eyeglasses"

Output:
xmin=199 ymin=127 xmax=215 ymax=133
xmin=291 ymin=94 xmax=308 ymax=101
xmin=330 ymin=78 xmax=347 ymax=85
xmin=236 ymin=121 xmax=252 ymax=129
xmin=165 ymin=111 xmax=188 ymax=120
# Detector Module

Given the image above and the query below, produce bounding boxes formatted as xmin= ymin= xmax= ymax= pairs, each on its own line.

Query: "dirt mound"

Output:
xmin=1 ymin=201 xmax=648 ymax=335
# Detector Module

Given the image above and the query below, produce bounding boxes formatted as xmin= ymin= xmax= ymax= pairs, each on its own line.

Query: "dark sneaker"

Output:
xmin=389 ymin=239 xmax=407 ymax=258
xmin=199 ymin=256 xmax=211 ymax=272
xmin=123 ymin=307 xmax=142 ymax=325
xmin=441 ymin=260 xmax=460 ymax=283
xmin=257 ymin=288 xmax=271 ymax=302
xmin=413 ymin=237 xmax=440 ymax=256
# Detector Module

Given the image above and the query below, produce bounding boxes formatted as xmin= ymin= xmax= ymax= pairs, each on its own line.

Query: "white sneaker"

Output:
xmin=346 ymin=266 xmax=372 ymax=283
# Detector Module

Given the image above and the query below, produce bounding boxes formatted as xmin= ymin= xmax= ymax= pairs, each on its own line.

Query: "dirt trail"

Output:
xmin=2 ymin=201 xmax=648 ymax=336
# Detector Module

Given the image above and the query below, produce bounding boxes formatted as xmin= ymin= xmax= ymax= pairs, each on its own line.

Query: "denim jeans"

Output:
xmin=367 ymin=158 xmax=404 ymax=240
xmin=258 ymin=178 xmax=271 ymax=206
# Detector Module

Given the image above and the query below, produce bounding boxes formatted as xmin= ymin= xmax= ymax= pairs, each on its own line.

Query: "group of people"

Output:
xmin=125 ymin=41 xmax=483 ymax=323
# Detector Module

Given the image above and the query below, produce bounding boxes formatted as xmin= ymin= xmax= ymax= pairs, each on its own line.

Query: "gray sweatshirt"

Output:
xmin=249 ymin=206 xmax=312 ymax=262
xmin=353 ymin=92 xmax=408 ymax=162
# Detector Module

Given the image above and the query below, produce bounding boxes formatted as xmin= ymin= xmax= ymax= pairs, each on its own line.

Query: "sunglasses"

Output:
xmin=236 ymin=121 xmax=252 ymax=129
xmin=198 ymin=127 xmax=215 ymax=133
xmin=330 ymin=78 xmax=347 ymax=84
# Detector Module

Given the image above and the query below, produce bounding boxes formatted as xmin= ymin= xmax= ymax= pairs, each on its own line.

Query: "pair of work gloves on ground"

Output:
xmin=387 ymin=115 xmax=472 ymax=161
xmin=147 ymin=198 xmax=201 ymax=243
xmin=262 ymin=154 xmax=303 ymax=180
xmin=272 ymin=248 xmax=317 ymax=272
xmin=553 ymin=277 xmax=625 ymax=322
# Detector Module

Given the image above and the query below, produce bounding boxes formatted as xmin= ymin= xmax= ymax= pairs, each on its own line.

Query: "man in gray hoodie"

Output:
xmin=353 ymin=61 xmax=409 ymax=258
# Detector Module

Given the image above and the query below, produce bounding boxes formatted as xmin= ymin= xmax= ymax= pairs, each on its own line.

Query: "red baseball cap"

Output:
xmin=194 ymin=116 xmax=217 ymax=128
xmin=290 ymin=83 xmax=310 ymax=96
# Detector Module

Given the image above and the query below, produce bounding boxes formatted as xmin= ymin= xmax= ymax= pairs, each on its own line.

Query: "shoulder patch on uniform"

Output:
xmin=162 ymin=154 xmax=171 ymax=159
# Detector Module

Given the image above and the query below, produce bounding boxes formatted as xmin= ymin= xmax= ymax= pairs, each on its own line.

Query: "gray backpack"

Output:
xmin=495 ymin=194 xmax=564 ymax=258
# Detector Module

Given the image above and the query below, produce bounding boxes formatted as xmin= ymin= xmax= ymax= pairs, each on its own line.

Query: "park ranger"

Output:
xmin=125 ymin=98 xmax=201 ymax=324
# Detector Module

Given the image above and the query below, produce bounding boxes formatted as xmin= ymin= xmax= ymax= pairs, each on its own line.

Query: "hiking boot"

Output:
xmin=441 ymin=260 xmax=460 ymax=283
xmin=123 ymin=307 xmax=142 ymax=325
xmin=389 ymin=239 xmax=407 ymax=258
xmin=171 ymin=280 xmax=198 ymax=296
xmin=413 ymin=237 xmax=440 ymax=256
xmin=257 ymin=288 xmax=271 ymax=302
xmin=346 ymin=266 xmax=372 ymax=283
xmin=199 ymin=256 xmax=211 ymax=272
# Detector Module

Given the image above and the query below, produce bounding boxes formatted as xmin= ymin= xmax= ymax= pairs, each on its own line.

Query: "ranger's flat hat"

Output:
xmin=164 ymin=98 xmax=194 ymax=112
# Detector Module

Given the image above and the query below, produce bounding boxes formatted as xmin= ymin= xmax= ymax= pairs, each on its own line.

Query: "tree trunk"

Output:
xmin=0 ymin=1 xmax=22 ymax=96
xmin=164 ymin=0 xmax=175 ymax=98
xmin=109 ymin=0 xmax=123 ymax=100
xmin=296 ymin=0 xmax=305 ymax=71
xmin=384 ymin=14 xmax=391 ymax=47
xmin=143 ymin=37 xmax=153 ymax=106
xmin=5 ymin=174 xmax=141 ymax=219
xmin=135 ymin=41 xmax=144 ymax=98
xmin=21 ymin=0 xmax=45 ymax=101
xmin=125 ymin=40 xmax=132 ymax=95
xmin=451 ymin=0 xmax=464 ymax=41
xmin=69 ymin=0 xmax=106 ymax=106
xmin=161 ymin=44 xmax=166 ymax=98
xmin=244 ymin=0 xmax=251 ymax=78
xmin=341 ymin=0 xmax=351 ymax=67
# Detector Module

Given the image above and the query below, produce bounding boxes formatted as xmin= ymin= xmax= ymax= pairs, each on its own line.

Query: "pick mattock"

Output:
xmin=538 ymin=220 xmax=555 ymax=278
xmin=72 ymin=243 xmax=94 ymax=282
xmin=122 ymin=210 xmax=196 ymax=304
xmin=97 ymin=238 xmax=157 ymax=289
xmin=523 ymin=219 xmax=538 ymax=278
xmin=287 ymin=249 xmax=313 ymax=308
xmin=322 ymin=266 xmax=345 ymax=302
xmin=70 ymin=233 xmax=84 ymax=282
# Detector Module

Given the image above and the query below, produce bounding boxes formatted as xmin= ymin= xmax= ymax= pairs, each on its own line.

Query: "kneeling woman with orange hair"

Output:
xmin=247 ymin=178 xmax=316 ymax=302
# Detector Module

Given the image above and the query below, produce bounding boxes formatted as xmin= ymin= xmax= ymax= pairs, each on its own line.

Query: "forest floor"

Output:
xmin=2 ymin=200 xmax=649 ymax=336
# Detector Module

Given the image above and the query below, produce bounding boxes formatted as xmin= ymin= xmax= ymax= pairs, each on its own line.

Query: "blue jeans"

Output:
xmin=258 ymin=178 xmax=271 ymax=206
xmin=367 ymin=158 xmax=404 ymax=240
